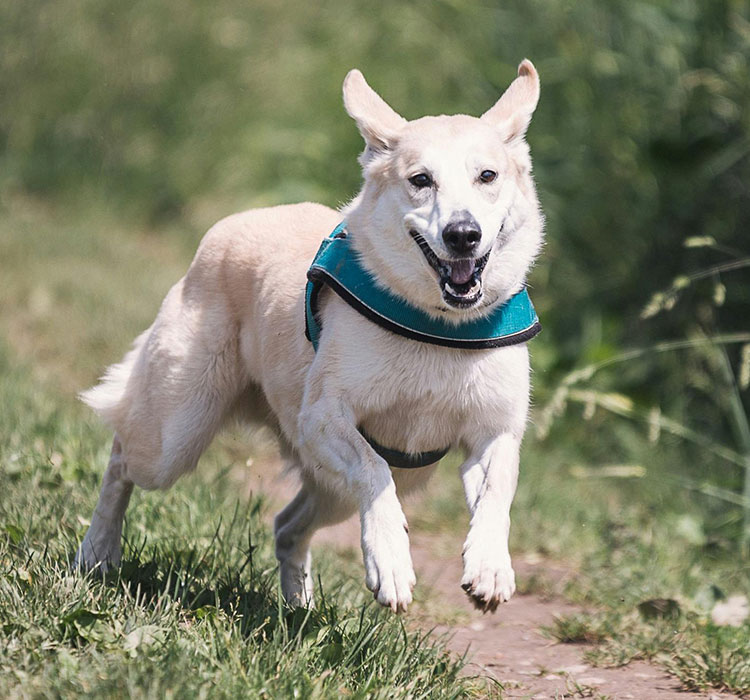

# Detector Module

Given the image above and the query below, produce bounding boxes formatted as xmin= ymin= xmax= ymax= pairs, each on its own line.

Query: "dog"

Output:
xmin=76 ymin=60 xmax=544 ymax=613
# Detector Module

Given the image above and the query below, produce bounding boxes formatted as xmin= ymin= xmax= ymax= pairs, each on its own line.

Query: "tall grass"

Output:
xmin=538 ymin=236 xmax=750 ymax=549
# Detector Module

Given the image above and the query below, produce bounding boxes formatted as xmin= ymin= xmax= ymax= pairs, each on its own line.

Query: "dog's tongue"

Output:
xmin=449 ymin=259 xmax=476 ymax=285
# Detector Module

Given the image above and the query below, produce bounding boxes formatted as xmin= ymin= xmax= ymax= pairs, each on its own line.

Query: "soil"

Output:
xmin=239 ymin=453 xmax=741 ymax=700
xmin=413 ymin=544 xmax=739 ymax=699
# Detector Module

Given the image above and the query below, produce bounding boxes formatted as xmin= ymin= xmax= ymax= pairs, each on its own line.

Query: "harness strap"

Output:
xmin=303 ymin=222 xmax=541 ymax=469
xmin=360 ymin=429 xmax=450 ymax=470
xmin=305 ymin=224 xmax=541 ymax=351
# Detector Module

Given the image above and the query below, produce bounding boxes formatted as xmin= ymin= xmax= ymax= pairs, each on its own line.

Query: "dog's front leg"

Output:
xmin=298 ymin=395 xmax=415 ymax=612
xmin=459 ymin=433 xmax=521 ymax=612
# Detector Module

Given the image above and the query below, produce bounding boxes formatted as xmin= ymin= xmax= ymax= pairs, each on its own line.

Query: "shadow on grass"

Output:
xmin=97 ymin=524 xmax=368 ymax=659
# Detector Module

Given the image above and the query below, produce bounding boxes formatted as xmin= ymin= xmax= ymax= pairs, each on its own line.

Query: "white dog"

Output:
xmin=76 ymin=60 xmax=544 ymax=613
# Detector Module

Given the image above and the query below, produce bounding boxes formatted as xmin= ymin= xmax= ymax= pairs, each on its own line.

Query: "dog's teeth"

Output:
xmin=445 ymin=279 xmax=481 ymax=298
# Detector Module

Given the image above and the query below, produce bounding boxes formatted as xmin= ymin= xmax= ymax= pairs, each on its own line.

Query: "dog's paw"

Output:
xmin=361 ymin=510 xmax=416 ymax=613
xmin=279 ymin=551 xmax=314 ymax=608
xmin=73 ymin=530 xmax=121 ymax=573
xmin=461 ymin=538 xmax=515 ymax=613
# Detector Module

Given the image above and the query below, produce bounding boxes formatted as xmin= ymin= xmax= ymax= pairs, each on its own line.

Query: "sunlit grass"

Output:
xmin=0 ymin=345 xmax=485 ymax=699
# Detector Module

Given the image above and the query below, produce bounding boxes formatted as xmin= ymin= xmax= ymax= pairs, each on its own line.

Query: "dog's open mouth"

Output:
xmin=409 ymin=230 xmax=490 ymax=309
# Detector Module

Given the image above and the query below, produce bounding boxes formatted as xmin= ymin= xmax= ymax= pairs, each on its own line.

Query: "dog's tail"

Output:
xmin=79 ymin=328 xmax=150 ymax=428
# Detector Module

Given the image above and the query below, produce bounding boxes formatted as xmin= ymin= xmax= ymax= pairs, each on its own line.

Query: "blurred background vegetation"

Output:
xmin=1 ymin=1 xmax=749 ymax=556
xmin=1 ymin=1 xmax=750 ymax=692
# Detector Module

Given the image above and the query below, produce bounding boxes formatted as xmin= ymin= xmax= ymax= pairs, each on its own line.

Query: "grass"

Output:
xmin=665 ymin=625 xmax=750 ymax=693
xmin=544 ymin=609 xmax=750 ymax=694
xmin=0 ymin=343 xmax=484 ymax=699
xmin=536 ymin=520 xmax=750 ymax=695
xmin=1 ymin=195 xmax=749 ymax=696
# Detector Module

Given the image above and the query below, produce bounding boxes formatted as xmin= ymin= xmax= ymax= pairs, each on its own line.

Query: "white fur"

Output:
xmin=76 ymin=61 xmax=544 ymax=613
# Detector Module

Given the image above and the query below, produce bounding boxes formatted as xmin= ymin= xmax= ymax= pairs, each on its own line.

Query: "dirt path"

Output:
xmin=239 ymin=454 xmax=740 ymax=700
xmin=411 ymin=542 xmax=738 ymax=699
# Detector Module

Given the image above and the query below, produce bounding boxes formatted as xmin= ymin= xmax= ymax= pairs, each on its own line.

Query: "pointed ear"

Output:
xmin=481 ymin=59 xmax=540 ymax=143
xmin=343 ymin=69 xmax=407 ymax=155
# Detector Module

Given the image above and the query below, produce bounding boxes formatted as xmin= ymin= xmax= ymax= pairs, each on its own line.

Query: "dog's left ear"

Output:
xmin=481 ymin=59 xmax=540 ymax=144
xmin=343 ymin=69 xmax=407 ymax=156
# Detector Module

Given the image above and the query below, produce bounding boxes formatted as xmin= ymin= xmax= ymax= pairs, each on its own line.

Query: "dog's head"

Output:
xmin=342 ymin=61 xmax=544 ymax=320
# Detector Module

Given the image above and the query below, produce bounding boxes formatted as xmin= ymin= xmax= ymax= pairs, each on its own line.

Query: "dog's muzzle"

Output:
xmin=409 ymin=230 xmax=491 ymax=309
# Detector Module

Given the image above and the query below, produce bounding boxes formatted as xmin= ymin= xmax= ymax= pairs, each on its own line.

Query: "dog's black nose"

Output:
xmin=442 ymin=216 xmax=482 ymax=256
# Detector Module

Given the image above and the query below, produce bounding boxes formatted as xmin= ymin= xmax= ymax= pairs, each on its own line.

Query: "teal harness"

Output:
xmin=305 ymin=222 xmax=541 ymax=468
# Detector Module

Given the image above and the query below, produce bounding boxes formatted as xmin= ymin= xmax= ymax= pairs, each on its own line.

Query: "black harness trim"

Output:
xmin=360 ymin=429 xmax=450 ymax=470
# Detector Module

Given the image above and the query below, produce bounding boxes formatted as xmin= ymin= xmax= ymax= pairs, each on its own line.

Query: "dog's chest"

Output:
xmin=334 ymin=330 xmax=529 ymax=452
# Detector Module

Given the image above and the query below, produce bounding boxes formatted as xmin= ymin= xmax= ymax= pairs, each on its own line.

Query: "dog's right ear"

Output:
xmin=343 ymin=70 xmax=407 ymax=157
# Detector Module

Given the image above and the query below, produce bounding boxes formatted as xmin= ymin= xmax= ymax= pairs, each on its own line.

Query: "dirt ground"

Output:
xmin=413 ymin=543 xmax=739 ymax=700
xmin=241 ymin=455 xmax=741 ymax=700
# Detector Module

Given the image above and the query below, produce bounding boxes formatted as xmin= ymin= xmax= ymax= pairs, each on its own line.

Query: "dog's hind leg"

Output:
xmin=74 ymin=434 xmax=132 ymax=571
xmin=77 ymin=272 xmax=250 ymax=570
xmin=274 ymin=477 xmax=355 ymax=606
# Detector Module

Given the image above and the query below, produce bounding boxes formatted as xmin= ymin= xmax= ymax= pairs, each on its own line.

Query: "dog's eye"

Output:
xmin=408 ymin=173 xmax=433 ymax=189
xmin=479 ymin=170 xmax=497 ymax=184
